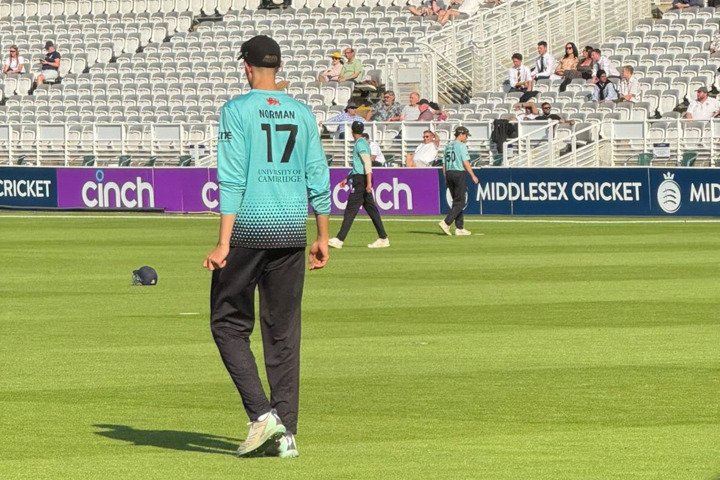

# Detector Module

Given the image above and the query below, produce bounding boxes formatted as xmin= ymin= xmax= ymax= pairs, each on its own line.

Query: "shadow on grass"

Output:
xmin=408 ymin=230 xmax=448 ymax=236
xmin=94 ymin=424 xmax=239 ymax=456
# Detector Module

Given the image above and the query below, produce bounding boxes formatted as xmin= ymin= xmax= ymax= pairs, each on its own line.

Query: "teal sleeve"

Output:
xmin=305 ymin=120 xmax=331 ymax=215
xmin=358 ymin=140 xmax=371 ymax=155
xmin=458 ymin=142 xmax=470 ymax=162
xmin=217 ymin=104 xmax=247 ymax=215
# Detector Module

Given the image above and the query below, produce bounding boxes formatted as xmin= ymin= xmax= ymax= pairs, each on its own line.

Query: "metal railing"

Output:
xmin=419 ymin=0 xmax=652 ymax=97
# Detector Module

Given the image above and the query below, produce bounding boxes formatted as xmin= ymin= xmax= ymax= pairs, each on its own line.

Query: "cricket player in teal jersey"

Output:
xmin=203 ymin=35 xmax=331 ymax=459
xmin=438 ymin=126 xmax=478 ymax=236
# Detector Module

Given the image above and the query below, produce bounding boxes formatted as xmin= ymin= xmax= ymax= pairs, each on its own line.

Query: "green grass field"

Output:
xmin=1 ymin=214 xmax=719 ymax=479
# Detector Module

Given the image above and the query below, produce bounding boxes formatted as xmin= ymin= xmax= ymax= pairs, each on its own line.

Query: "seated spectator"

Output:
xmin=327 ymin=102 xmax=365 ymax=139
xmin=408 ymin=0 xmax=445 ymax=17
xmin=507 ymin=53 xmax=536 ymax=102
xmin=362 ymin=133 xmax=386 ymax=166
xmin=319 ymin=52 xmax=343 ymax=83
xmin=553 ymin=42 xmax=578 ymax=80
xmin=617 ymin=65 xmax=639 ymax=102
xmin=671 ymin=0 xmax=702 ymax=9
xmin=438 ymin=0 xmax=483 ymax=25
xmin=685 ymin=87 xmax=720 ymax=120
xmin=532 ymin=41 xmax=555 ymax=81
xmin=429 ymin=101 xmax=449 ymax=121
xmin=512 ymin=101 xmax=538 ymax=121
xmin=591 ymin=48 xmax=619 ymax=80
xmin=3 ymin=45 xmax=25 ymax=74
xmin=406 ymin=130 xmax=440 ymax=167
xmin=401 ymin=92 xmax=421 ymax=121
xmin=534 ymin=102 xmax=563 ymax=121
xmin=592 ymin=70 xmax=618 ymax=102
xmin=337 ymin=47 xmax=363 ymax=83
xmin=366 ymin=90 xmax=403 ymax=122
xmin=35 ymin=41 xmax=60 ymax=87
xmin=416 ymin=98 xmax=435 ymax=121
xmin=576 ymin=45 xmax=595 ymax=78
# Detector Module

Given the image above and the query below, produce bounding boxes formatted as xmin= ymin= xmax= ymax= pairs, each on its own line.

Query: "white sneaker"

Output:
xmin=237 ymin=410 xmax=286 ymax=458
xmin=368 ymin=238 xmax=390 ymax=248
xmin=438 ymin=221 xmax=452 ymax=236
xmin=455 ymin=228 xmax=472 ymax=236
xmin=328 ymin=237 xmax=344 ymax=249
xmin=265 ymin=432 xmax=299 ymax=458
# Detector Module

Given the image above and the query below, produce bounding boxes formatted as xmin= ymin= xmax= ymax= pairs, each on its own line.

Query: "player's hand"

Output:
xmin=308 ymin=239 xmax=329 ymax=270
xmin=366 ymin=184 xmax=372 ymax=193
xmin=339 ymin=179 xmax=347 ymax=188
xmin=471 ymin=175 xmax=479 ymax=184
xmin=203 ymin=244 xmax=229 ymax=271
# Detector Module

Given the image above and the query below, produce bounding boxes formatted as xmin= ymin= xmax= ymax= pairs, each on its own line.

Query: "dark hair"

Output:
xmin=541 ymin=102 xmax=551 ymax=109
xmin=511 ymin=53 xmax=523 ymax=61
xmin=563 ymin=42 xmax=578 ymax=59
xmin=537 ymin=41 xmax=548 ymax=48
xmin=583 ymin=46 xmax=593 ymax=57
xmin=592 ymin=48 xmax=601 ymax=56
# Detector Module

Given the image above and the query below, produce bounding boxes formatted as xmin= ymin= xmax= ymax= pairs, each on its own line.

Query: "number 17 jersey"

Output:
xmin=217 ymin=89 xmax=331 ymax=249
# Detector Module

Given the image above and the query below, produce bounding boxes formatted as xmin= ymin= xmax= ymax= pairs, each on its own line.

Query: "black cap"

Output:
xmin=417 ymin=98 xmax=430 ymax=105
xmin=351 ymin=120 xmax=364 ymax=134
xmin=454 ymin=126 xmax=471 ymax=137
xmin=238 ymin=35 xmax=281 ymax=68
xmin=44 ymin=41 xmax=54 ymax=49
xmin=132 ymin=266 xmax=158 ymax=286
xmin=344 ymin=102 xmax=357 ymax=111
xmin=428 ymin=101 xmax=440 ymax=110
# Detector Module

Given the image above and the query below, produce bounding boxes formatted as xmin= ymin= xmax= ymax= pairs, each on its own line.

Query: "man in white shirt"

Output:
xmin=508 ymin=53 xmax=532 ymax=92
xmin=617 ymin=65 xmax=640 ymax=102
xmin=685 ymin=87 xmax=720 ymax=120
xmin=362 ymin=133 xmax=387 ymax=166
xmin=591 ymin=49 xmax=620 ymax=79
xmin=406 ymin=130 xmax=439 ymax=167
xmin=400 ymin=92 xmax=421 ymax=121
xmin=533 ymin=41 xmax=555 ymax=80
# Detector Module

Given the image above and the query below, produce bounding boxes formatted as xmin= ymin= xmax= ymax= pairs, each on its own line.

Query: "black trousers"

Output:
xmin=210 ymin=246 xmax=305 ymax=434
xmin=336 ymin=174 xmax=388 ymax=241
xmin=444 ymin=170 xmax=466 ymax=229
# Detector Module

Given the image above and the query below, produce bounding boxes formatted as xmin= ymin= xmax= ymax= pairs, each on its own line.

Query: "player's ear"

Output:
xmin=244 ymin=63 xmax=253 ymax=82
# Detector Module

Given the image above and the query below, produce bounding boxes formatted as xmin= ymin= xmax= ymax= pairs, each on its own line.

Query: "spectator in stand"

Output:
xmin=592 ymin=70 xmax=619 ymax=102
xmin=408 ymin=0 xmax=445 ymax=17
xmin=401 ymin=92 xmax=421 ymax=121
xmin=710 ymin=32 xmax=720 ymax=54
xmin=553 ymin=42 xmax=578 ymax=80
xmin=318 ymin=51 xmax=343 ymax=83
xmin=362 ymin=133 xmax=387 ymax=166
xmin=535 ymin=102 xmax=572 ymax=123
xmin=416 ymin=98 xmax=435 ymax=121
xmin=35 ymin=41 xmax=60 ymax=87
xmin=366 ymin=90 xmax=403 ymax=122
xmin=671 ymin=0 xmax=702 ymax=9
xmin=684 ymin=87 xmax=720 ymax=120
xmin=406 ymin=130 xmax=440 ymax=167
xmin=438 ymin=0 xmax=483 ymax=24
xmin=512 ymin=101 xmax=538 ymax=121
xmin=577 ymin=46 xmax=595 ymax=78
xmin=591 ymin=49 xmax=619 ymax=80
xmin=533 ymin=41 xmax=555 ymax=81
xmin=3 ymin=45 xmax=25 ymax=74
xmin=337 ymin=47 xmax=363 ymax=83
xmin=327 ymin=102 xmax=365 ymax=139
xmin=429 ymin=101 xmax=449 ymax=121
xmin=507 ymin=53 xmax=535 ymax=102
xmin=617 ymin=65 xmax=640 ymax=102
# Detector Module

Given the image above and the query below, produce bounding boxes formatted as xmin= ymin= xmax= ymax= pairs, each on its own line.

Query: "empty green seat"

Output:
xmin=118 ymin=155 xmax=131 ymax=167
xmin=637 ymin=152 xmax=654 ymax=166
xmin=178 ymin=155 xmax=192 ymax=167
xmin=82 ymin=155 xmax=96 ymax=166
xmin=680 ymin=151 xmax=697 ymax=167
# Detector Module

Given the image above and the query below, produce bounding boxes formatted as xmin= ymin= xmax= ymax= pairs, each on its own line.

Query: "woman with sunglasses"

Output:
xmin=3 ymin=45 xmax=25 ymax=74
xmin=553 ymin=42 xmax=578 ymax=79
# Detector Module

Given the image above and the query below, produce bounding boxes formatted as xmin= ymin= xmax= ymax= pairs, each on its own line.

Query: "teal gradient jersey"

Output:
xmin=442 ymin=140 xmax=470 ymax=171
xmin=350 ymin=137 xmax=371 ymax=175
xmin=217 ymin=89 xmax=331 ymax=249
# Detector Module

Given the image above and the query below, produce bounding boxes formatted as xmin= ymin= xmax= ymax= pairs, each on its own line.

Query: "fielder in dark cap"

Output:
xmin=438 ymin=126 xmax=478 ymax=236
xmin=328 ymin=121 xmax=390 ymax=249
xmin=204 ymin=34 xmax=331 ymax=459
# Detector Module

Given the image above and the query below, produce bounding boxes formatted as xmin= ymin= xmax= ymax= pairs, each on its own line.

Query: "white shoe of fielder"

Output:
xmin=367 ymin=238 xmax=390 ymax=248
xmin=328 ymin=237 xmax=344 ymax=249
xmin=455 ymin=228 xmax=472 ymax=236
xmin=438 ymin=221 xmax=452 ymax=236
xmin=236 ymin=410 xmax=286 ymax=458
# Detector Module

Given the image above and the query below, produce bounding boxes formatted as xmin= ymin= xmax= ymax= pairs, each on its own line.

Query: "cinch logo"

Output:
xmin=333 ymin=178 xmax=413 ymax=210
xmin=657 ymin=172 xmax=681 ymax=214
xmin=267 ymin=97 xmax=280 ymax=106
xmin=81 ymin=170 xmax=155 ymax=208
xmin=202 ymin=181 xmax=219 ymax=209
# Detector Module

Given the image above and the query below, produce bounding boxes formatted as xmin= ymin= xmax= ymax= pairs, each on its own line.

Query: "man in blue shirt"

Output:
xmin=203 ymin=35 xmax=331 ymax=459
xmin=439 ymin=126 xmax=478 ymax=236
xmin=328 ymin=121 xmax=389 ymax=249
